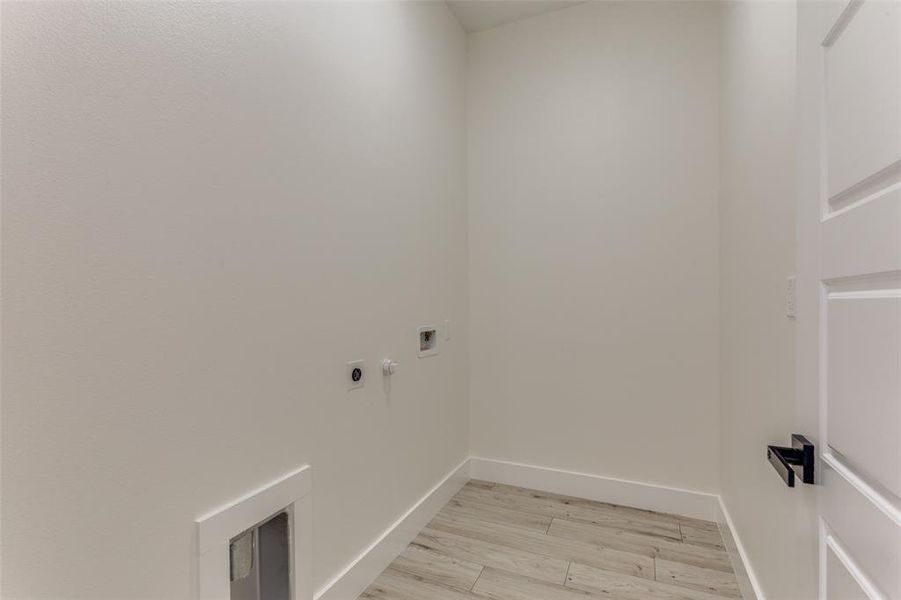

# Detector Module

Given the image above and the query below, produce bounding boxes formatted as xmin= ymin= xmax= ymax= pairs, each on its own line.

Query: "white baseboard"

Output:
xmin=717 ymin=498 xmax=765 ymax=600
xmin=314 ymin=457 xmax=470 ymax=600
xmin=469 ymin=457 xmax=721 ymax=522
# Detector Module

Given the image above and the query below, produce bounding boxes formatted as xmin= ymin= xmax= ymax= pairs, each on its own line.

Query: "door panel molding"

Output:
xmin=822 ymin=450 xmax=901 ymax=528
xmin=822 ymin=524 xmax=887 ymax=600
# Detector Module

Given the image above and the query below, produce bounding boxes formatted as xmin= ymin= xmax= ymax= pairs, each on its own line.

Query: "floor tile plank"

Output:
xmin=361 ymin=567 xmax=479 ymax=600
xmin=430 ymin=510 xmax=655 ymax=579
xmin=472 ymin=567 xmax=601 ymax=600
xmin=655 ymin=558 xmax=741 ymax=598
xmin=445 ymin=496 xmax=554 ymax=532
xmin=414 ymin=527 xmax=569 ymax=585
xmin=566 ymin=562 xmax=734 ymax=600
xmin=390 ymin=542 xmax=484 ymax=591
xmin=457 ymin=484 xmax=684 ymax=541
xmin=548 ymin=518 xmax=734 ymax=573
xmin=680 ymin=524 xmax=726 ymax=549
xmin=468 ymin=480 xmax=498 ymax=490
xmin=474 ymin=483 xmax=720 ymax=531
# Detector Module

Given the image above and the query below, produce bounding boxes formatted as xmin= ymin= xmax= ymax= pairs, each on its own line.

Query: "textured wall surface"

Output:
xmin=1 ymin=2 xmax=469 ymax=597
xmin=467 ymin=1 xmax=722 ymax=493
xmin=719 ymin=2 xmax=799 ymax=598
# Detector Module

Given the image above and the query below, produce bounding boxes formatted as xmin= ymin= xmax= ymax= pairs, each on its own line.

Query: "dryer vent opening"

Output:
xmin=229 ymin=510 xmax=292 ymax=600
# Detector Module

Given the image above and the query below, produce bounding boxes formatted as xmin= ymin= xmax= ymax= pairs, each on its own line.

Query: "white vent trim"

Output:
xmin=196 ymin=465 xmax=313 ymax=600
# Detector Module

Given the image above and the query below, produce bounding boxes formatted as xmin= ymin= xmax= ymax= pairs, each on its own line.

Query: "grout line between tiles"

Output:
xmin=470 ymin=566 xmax=486 ymax=592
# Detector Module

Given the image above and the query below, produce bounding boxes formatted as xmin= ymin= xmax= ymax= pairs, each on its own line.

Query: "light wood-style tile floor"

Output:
xmin=361 ymin=480 xmax=741 ymax=600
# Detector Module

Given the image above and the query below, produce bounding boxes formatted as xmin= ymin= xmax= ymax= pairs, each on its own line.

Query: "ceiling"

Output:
xmin=446 ymin=1 xmax=585 ymax=33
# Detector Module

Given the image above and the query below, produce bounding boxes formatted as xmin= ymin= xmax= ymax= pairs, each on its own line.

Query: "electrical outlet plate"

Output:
xmin=347 ymin=360 xmax=365 ymax=390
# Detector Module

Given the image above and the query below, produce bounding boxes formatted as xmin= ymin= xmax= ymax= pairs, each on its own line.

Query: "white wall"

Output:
xmin=0 ymin=2 xmax=468 ymax=597
xmin=718 ymin=2 xmax=799 ymax=598
xmin=467 ymin=1 xmax=721 ymax=493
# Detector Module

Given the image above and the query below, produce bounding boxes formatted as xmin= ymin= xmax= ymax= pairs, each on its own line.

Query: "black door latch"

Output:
xmin=767 ymin=434 xmax=814 ymax=487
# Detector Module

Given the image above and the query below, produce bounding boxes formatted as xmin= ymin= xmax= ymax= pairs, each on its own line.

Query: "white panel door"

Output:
xmin=797 ymin=2 xmax=901 ymax=599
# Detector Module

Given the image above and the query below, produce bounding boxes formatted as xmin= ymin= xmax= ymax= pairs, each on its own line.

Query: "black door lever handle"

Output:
xmin=767 ymin=434 xmax=815 ymax=487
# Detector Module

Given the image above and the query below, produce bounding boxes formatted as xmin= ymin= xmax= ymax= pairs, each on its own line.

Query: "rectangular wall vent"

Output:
xmin=230 ymin=510 xmax=292 ymax=600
